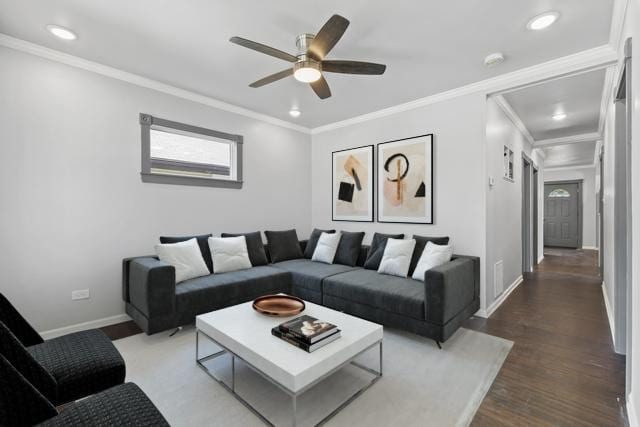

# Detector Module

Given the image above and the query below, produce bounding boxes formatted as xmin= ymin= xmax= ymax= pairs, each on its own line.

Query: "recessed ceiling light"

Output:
xmin=484 ymin=52 xmax=505 ymax=67
xmin=289 ymin=109 xmax=301 ymax=118
xmin=46 ymin=24 xmax=77 ymax=40
xmin=527 ymin=11 xmax=560 ymax=31
xmin=552 ymin=112 xmax=567 ymax=121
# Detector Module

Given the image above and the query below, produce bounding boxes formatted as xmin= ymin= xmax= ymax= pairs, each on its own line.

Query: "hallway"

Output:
xmin=467 ymin=248 xmax=626 ymax=426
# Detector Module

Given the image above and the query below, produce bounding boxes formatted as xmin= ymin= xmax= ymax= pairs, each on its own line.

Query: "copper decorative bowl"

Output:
xmin=252 ymin=295 xmax=305 ymax=317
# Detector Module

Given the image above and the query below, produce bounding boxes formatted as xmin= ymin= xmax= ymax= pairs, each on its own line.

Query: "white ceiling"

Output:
xmin=0 ymin=0 xmax=614 ymax=128
xmin=502 ymin=68 xmax=607 ymax=141
xmin=543 ymin=141 xmax=598 ymax=168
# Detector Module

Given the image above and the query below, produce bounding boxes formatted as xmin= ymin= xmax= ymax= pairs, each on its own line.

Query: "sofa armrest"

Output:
xmin=127 ymin=257 xmax=176 ymax=319
xmin=424 ymin=256 xmax=478 ymax=325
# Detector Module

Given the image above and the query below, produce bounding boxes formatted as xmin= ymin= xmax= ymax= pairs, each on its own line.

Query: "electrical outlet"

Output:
xmin=71 ymin=289 xmax=90 ymax=300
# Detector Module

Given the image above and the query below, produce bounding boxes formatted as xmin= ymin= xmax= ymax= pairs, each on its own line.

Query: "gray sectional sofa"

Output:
xmin=122 ymin=232 xmax=480 ymax=344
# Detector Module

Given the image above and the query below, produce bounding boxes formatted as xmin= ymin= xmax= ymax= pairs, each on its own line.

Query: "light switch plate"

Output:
xmin=71 ymin=289 xmax=90 ymax=300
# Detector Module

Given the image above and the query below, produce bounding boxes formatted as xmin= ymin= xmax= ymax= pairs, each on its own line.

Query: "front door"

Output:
xmin=544 ymin=182 xmax=580 ymax=248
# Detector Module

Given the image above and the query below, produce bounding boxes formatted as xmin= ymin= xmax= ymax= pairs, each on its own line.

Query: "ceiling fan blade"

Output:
xmin=229 ymin=36 xmax=298 ymax=63
xmin=310 ymin=76 xmax=331 ymax=99
xmin=322 ymin=60 xmax=387 ymax=75
xmin=308 ymin=15 xmax=350 ymax=60
xmin=249 ymin=68 xmax=293 ymax=88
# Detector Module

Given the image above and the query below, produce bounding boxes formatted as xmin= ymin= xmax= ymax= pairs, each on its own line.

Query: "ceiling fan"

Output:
xmin=229 ymin=14 xmax=386 ymax=99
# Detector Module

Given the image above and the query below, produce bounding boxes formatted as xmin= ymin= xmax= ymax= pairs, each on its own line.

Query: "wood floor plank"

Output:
xmin=467 ymin=248 xmax=626 ymax=426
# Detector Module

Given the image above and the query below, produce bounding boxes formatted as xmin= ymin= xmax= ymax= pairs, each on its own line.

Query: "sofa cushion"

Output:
xmin=409 ymin=235 xmax=450 ymax=276
xmin=175 ymin=266 xmax=289 ymax=316
xmin=272 ymin=259 xmax=358 ymax=294
xmin=364 ymin=233 xmax=405 ymax=270
xmin=304 ymin=228 xmax=336 ymax=259
xmin=160 ymin=234 xmax=213 ymax=273
xmin=323 ymin=269 xmax=425 ymax=320
xmin=334 ymin=231 xmax=365 ymax=266
xmin=221 ymin=232 xmax=268 ymax=266
xmin=264 ymin=229 xmax=304 ymax=263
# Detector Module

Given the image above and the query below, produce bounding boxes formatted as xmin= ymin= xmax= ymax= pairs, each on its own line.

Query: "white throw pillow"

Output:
xmin=377 ymin=238 xmax=416 ymax=277
xmin=208 ymin=236 xmax=252 ymax=273
xmin=312 ymin=231 xmax=342 ymax=264
xmin=155 ymin=238 xmax=210 ymax=284
xmin=412 ymin=241 xmax=454 ymax=281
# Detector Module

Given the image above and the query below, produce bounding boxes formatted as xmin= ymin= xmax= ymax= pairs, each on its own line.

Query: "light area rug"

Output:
xmin=114 ymin=326 xmax=512 ymax=427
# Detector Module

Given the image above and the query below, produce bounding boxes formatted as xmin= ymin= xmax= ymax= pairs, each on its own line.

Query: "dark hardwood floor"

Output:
xmin=103 ymin=247 xmax=626 ymax=425
xmin=466 ymin=248 xmax=626 ymax=426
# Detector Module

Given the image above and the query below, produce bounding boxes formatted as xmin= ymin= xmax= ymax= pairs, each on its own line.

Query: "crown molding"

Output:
xmin=534 ymin=132 xmax=602 ymax=148
xmin=544 ymin=163 xmax=597 ymax=172
xmin=0 ymin=33 xmax=312 ymax=135
xmin=492 ymin=95 xmax=535 ymax=145
xmin=0 ymin=33 xmax=619 ymax=138
xmin=312 ymin=45 xmax=617 ymax=134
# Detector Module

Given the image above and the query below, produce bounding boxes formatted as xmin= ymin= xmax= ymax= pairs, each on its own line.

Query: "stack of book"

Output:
xmin=271 ymin=315 xmax=341 ymax=352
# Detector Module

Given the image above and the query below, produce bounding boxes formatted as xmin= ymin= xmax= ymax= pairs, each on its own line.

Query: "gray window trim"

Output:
xmin=140 ymin=113 xmax=243 ymax=189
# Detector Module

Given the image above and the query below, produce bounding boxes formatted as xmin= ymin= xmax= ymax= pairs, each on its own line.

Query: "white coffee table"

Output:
xmin=195 ymin=299 xmax=383 ymax=426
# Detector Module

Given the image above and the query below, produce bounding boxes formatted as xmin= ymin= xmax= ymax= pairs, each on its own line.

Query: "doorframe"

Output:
xmin=533 ymin=166 xmax=539 ymax=265
xmin=522 ymin=154 xmax=533 ymax=273
xmin=544 ymin=179 xmax=583 ymax=249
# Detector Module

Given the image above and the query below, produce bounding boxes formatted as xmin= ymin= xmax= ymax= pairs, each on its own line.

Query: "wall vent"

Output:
xmin=494 ymin=261 xmax=504 ymax=297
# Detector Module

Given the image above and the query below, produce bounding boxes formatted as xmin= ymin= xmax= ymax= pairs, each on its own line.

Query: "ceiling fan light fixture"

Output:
xmin=552 ymin=112 xmax=567 ymax=121
xmin=293 ymin=60 xmax=322 ymax=83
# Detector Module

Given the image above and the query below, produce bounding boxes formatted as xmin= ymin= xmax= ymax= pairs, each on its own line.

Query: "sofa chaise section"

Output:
xmin=271 ymin=259 xmax=358 ymax=304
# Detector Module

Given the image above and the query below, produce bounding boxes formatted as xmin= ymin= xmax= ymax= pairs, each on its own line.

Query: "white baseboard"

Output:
xmin=601 ymin=282 xmax=616 ymax=346
xmin=40 ymin=313 xmax=131 ymax=340
xmin=476 ymin=275 xmax=524 ymax=318
xmin=582 ymin=246 xmax=598 ymax=250
xmin=629 ymin=393 xmax=638 ymax=427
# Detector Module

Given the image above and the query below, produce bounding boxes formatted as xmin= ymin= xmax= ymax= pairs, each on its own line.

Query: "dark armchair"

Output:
xmin=0 ymin=293 xmax=126 ymax=405
xmin=0 ymin=354 xmax=168 ymax=427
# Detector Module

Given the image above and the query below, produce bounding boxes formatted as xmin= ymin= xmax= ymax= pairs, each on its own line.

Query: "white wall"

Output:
xmin=544 ymin=167 xmax=598 ymax=249
xmin=311 ymin=93 xmax=488 ymax=309
xmin=485 ymin=98 xmax=544 ymax=313
xmin=0 ymin=46 xmax=312 ymax=332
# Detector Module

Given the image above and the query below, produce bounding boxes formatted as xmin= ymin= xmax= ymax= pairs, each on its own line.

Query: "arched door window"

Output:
xmin=548 ymin=188 xmax=570 ymax=198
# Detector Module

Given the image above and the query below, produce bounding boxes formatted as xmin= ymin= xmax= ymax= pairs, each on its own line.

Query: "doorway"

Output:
xmin=544 ymin=180 xmax=582 ymax=248
xmin=522 ymin=155 xmax=533 ymax=273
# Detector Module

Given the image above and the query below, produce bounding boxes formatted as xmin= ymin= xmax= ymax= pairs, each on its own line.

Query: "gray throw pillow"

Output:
xmin=221 ymin=232 xmax=268 ymax=266
xmin=159 ymin=234 xmax=213 ymax=273
xmin=334 ymin=231 xmax=365 ymax=267
xmin=409 ymin=235 xmax=450 ymax=276
xmin=363 ymin=233 xmax=405 ymax=270
xmin=304 ymin=228 xmax=336 ymax=259
xmin=264 ymin=229 xmax=303 ymax=263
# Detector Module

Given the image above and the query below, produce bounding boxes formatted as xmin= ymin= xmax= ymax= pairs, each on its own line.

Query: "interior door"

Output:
xmin=544 ymin=182 xmax=580 ymax=248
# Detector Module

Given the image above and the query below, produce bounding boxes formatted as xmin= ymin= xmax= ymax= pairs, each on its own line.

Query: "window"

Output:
xmin=548 ymin=188 xmax=570 ymax=198
xmin=140 ymin=114 xmax=243 ymax=188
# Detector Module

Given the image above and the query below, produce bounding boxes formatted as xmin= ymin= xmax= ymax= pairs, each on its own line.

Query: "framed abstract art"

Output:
xmin=332 ymin=145 xmax=374 ymax=222
xmin=377 ymin=134 xmax=433 ymax=224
